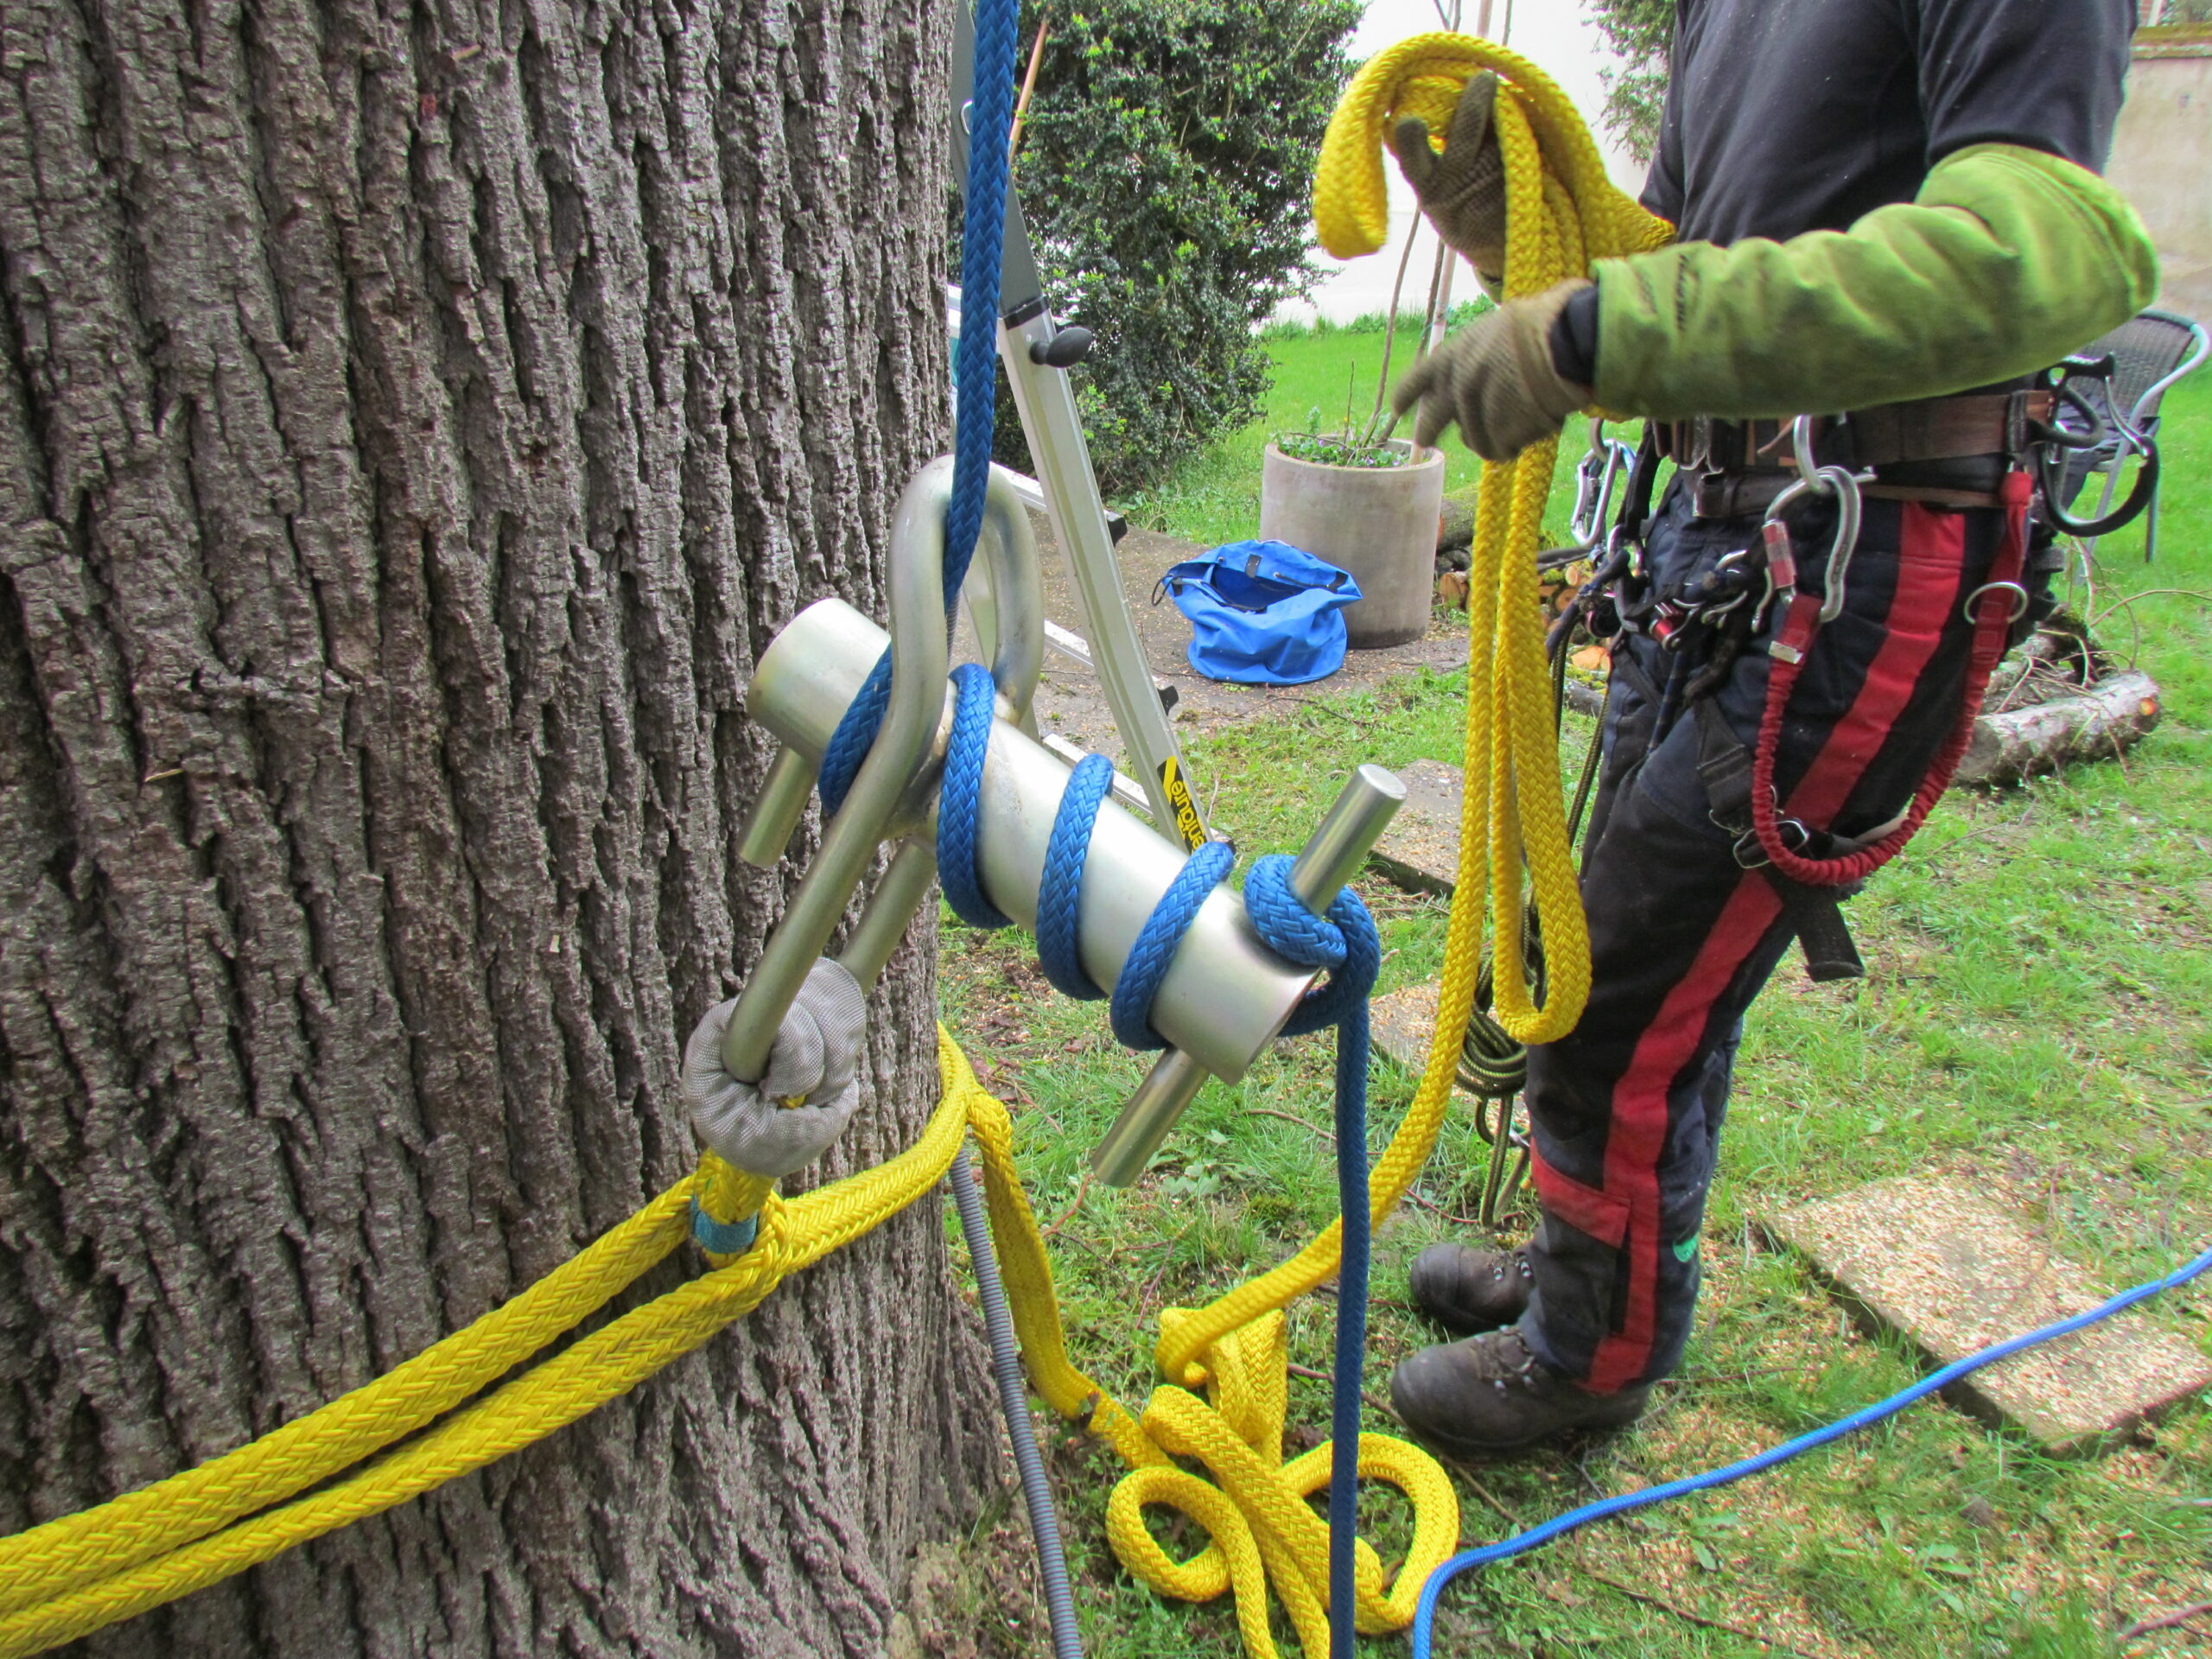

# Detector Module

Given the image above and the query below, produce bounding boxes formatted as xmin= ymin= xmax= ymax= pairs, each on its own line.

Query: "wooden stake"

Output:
xmin=1008 ymin=18 xmax=1049 ymax=162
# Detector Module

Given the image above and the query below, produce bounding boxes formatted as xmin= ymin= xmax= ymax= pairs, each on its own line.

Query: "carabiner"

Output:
xmin=1569 ymin=418 xmax=1635 ymax=550
xmin=1785 ymin=412 xmax=1844 ymax=493
xmin=1762 ymin=462 xmax=1865 ymax=627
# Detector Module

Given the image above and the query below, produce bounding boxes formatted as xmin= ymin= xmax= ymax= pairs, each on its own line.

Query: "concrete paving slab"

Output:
xmin=1761 ymin=1176 xmax=2212 ymax=1453
xmin=1367 ymin=759 xmax=1466 ymax=895
xmin=1370 ymin=979 xmax=1502 ymax=1107
xmin=1370 ymin=979 xmax=1452 ymax=1083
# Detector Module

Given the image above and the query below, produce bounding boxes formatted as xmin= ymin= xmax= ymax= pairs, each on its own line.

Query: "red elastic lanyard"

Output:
xmin=1747 ymin=471 xmax=2032 ymax=888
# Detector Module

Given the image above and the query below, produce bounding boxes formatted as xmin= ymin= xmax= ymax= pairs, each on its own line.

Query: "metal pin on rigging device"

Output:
xmin=1086 ymin=763 xmax=1405 ymax=1187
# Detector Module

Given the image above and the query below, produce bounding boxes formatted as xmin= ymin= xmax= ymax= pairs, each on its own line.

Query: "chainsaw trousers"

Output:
xmin=1517 ymin=479 xmax=2022 ymax=1394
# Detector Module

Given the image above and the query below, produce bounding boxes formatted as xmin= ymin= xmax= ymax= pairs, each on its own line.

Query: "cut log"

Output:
xmin=1958 ymin=670 xmax=2163 ymax=786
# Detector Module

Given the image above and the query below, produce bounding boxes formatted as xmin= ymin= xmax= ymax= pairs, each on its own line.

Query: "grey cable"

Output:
xmin=948 ymin=1148 xmax=1084 ymax=1659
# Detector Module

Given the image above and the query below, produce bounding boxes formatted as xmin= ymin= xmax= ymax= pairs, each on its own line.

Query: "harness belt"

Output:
xmin=1581 ymin=434 xmax=2035 ymax=986
xmin=1657 ymin=390 xmax=2056 ymax=517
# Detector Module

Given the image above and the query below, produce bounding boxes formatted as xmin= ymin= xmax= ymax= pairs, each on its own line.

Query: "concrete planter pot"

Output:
xmin=1259 ymin=439 xmax=1446 ymax=648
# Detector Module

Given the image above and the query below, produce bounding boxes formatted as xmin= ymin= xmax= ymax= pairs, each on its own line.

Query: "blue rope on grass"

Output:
xmin=1410 ymin=1240 xmax=2212 ymax=1655
xmin=933 ymin=667 xmax=1381 ymax=1658
xmin=817 ymin=0 xmax=1021 ymax=817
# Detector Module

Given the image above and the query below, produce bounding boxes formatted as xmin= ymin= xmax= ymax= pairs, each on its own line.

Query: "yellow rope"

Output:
xmin=0 ymin=1033 xmax=1459 ymax=1659
xmin=964 ymin=1076 xmax=1460 ymax=1659
xmin=1309 ymin=34 xmax=1666 ymax=1050
xmin=1311 ymin=33 xmax=1670 ymax=264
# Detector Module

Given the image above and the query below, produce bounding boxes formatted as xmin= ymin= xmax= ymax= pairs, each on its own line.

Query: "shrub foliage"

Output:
xmin=1002 ymin=0 xmax=1362 ymax=494
xmin=1586 ymin=0 xmax=1673 ymax=164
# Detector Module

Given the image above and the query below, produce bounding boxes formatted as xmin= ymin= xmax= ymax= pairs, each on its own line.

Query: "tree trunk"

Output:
xmin=0 ymin=0 xmax=997 ymax=1651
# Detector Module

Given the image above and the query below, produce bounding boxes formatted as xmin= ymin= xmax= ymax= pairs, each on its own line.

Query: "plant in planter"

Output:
xmin=1260 ymin=379 xmax=1445 ymax=647
xmin=1273 ymin=404 xmax=1410 ymax=469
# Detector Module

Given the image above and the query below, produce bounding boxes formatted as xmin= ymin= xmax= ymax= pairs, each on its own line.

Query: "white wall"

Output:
xmin=2106 ymin=44 xmax=2212 ymax=322
xmin=1288 ymin=0 xmax=1647 ymax=323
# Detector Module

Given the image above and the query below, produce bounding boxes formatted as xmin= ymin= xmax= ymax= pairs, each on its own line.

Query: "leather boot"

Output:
xmin=1408 ymin=1242 xmax=1534 ymax=1334
xmin=1389 ymin=1329 xmax=1650 ymax=1457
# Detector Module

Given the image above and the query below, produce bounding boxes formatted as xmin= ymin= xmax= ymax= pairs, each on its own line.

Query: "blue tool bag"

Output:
xmin=1158 ymin=540 xmax=1362 ymax=686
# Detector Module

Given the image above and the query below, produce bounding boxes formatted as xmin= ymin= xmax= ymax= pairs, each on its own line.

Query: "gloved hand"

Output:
xmin=1389 ymin=71 xmax=1506 ymax=289
xmin=682 ymin=957 xmax=867 ymax=1179
xmin=1391 ymin=280 xmax=1592 ymax=461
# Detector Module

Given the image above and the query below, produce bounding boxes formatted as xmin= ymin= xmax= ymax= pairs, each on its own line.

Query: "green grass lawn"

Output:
xmin=935 ymin=355 xmax=2212 ymax=1658
xmin=1117 ymin=311 xmax=1592 ymax=551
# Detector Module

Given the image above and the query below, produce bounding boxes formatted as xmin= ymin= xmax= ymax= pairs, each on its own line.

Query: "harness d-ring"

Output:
xmin=1962 ymin=580 xmax=2030 ymax=626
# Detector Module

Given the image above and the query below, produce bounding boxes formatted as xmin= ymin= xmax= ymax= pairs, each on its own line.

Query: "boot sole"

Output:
xmin=1408 ymin=1390 xmax=1651 ymax=1459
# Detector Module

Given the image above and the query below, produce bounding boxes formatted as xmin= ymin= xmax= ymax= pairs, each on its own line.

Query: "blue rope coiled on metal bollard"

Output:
xmin=1036 ymin=753 xmax=1116 ymax=999
xmin=938 ymin=664 xmax=1016 ymax=929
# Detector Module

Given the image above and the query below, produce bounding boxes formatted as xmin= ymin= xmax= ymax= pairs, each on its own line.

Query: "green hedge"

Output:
xmin=1000 ymin=0 xmax=1362 ymax=494
xmin=1587 ymin=0 xmax=1672 ymax=163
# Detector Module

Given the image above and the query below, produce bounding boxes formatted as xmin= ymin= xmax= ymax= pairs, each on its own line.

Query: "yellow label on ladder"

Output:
xmin=1159 ymin=755 xmax=1205 ymax=850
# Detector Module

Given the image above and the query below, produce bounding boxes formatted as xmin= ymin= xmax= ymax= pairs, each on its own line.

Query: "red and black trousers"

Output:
xmin=1518 ymin=477 xmax=2030 ymax=1395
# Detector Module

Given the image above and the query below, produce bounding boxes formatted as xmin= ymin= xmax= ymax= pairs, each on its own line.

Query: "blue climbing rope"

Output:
xmin=1108 ymin=842 xmax=1241 ymax=1050
xmin=1411 ymin=1239 xmax=2212 ymax=1654
xmin=818 ymin=0 xmax=1021 ymax=817
xmin=1036 ymin=753 xmax=1116 ymax=999
xmin=817 ymin=0 xmax=1382 ymax=1643
xmin=934 ymin=666 xmax=1382 ymax=1657
xmin=1245 ymin=855 xmax=1379 ymax=1659
xmin=938 ymin=664 xmax=1015 ymax=928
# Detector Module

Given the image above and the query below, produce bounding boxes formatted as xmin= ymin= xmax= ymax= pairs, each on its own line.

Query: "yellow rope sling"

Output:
xmin=1315 ymin=33 xmax=1672 ymax=1048
xmin=0 ymin=38 xmax=1662 ymax=1659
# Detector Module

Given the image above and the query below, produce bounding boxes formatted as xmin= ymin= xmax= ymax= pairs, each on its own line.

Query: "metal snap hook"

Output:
xmin=1569 ymin=418 xmax=1634 ymax=551
xmin=1763 ymin=463 xmax=1865 ymax=626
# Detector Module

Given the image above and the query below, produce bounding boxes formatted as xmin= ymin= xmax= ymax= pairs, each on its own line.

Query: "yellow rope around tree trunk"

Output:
xmin=0 ymin=53 xmax=1661 ymax=1656
xmin=0 ymin=1033 xmax=1460 ymax=1659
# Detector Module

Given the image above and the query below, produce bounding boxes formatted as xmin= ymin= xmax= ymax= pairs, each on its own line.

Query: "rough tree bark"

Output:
xmin=0 ymin=0 xmax=998 ymax=1652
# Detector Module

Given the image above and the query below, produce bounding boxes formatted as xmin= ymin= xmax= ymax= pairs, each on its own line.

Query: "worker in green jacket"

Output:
xmin=1384 ymin=0 xmax=2158 ymax=1454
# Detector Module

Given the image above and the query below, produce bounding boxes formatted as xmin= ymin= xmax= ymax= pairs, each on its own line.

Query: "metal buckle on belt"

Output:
xmin=1686 ymin=415 xmax=1714 ymax=473
xmin=1732 ymin=812 xmax=1811 ymax=870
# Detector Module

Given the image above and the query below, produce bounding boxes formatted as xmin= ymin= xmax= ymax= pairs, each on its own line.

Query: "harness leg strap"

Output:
xmin=1691 ymin=700 xmax=1866 ymax=983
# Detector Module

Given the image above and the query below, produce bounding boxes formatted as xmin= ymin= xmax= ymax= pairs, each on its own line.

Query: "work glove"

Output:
xmin=1391 ymin=280 xmax=1592 ymax=461
xmin=682 ymin=957 xmax=867 ymax=1179
xmin=1389 ymin=71 xmax=1507 ymax=290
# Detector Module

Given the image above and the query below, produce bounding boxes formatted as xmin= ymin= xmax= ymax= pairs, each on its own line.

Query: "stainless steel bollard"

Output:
xmin=745 ymin=601 xmax=1404 ymax=1103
